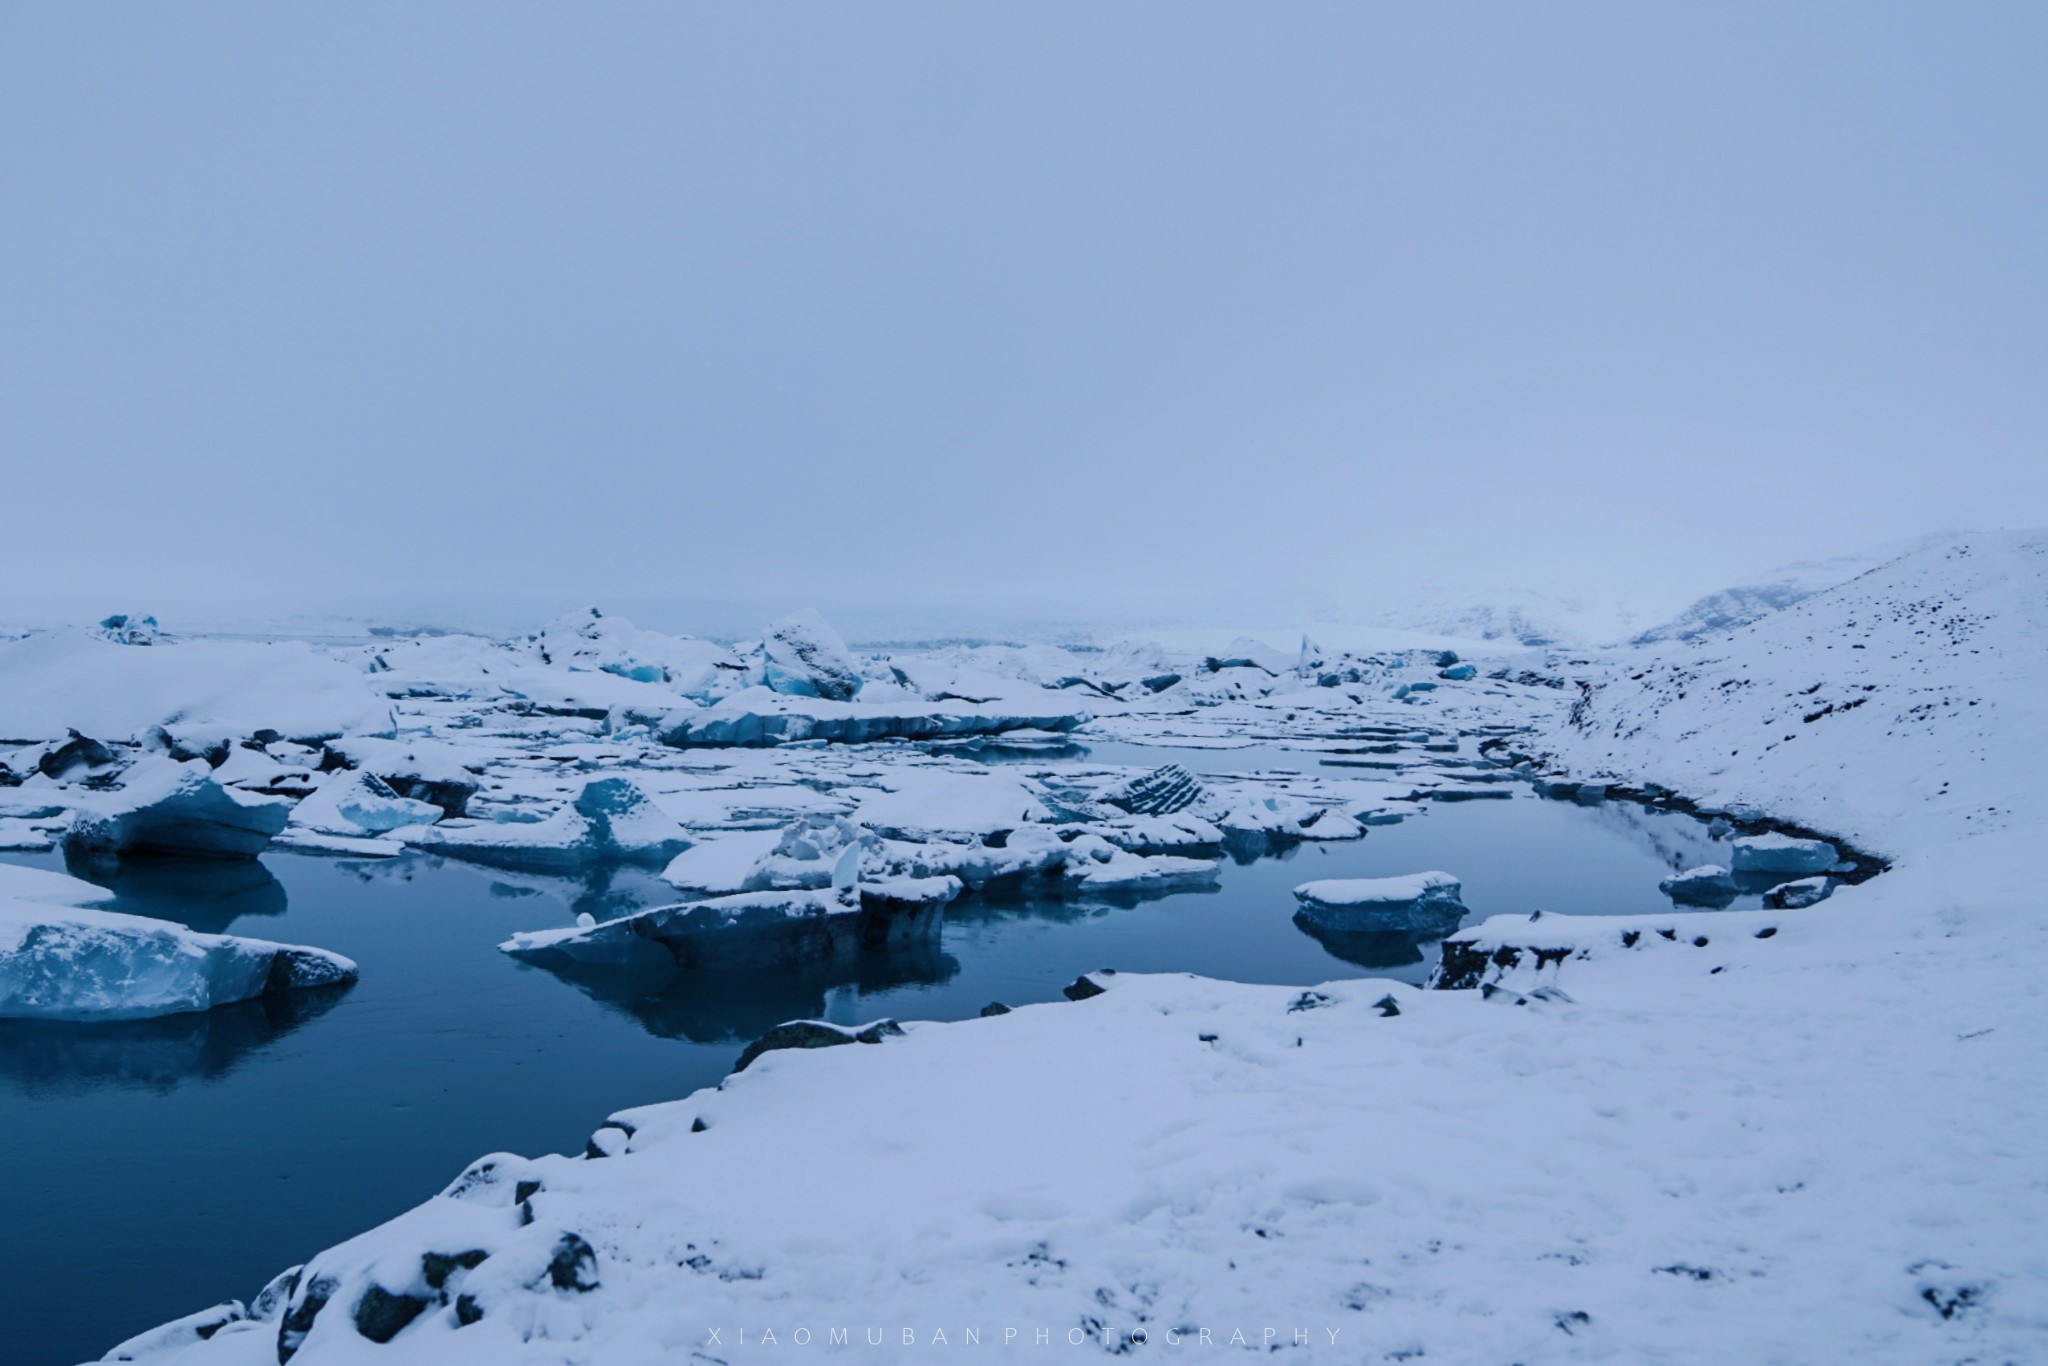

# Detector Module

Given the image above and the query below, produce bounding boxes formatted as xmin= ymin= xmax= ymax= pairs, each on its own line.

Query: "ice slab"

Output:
xmin=1293 ymin=871 xmax=1466 ymax=935
xmin=0 ymin=900 xmax=355 ymax=1021
xmin=65 ymin=756 xmax=294 ymax=859
xmin=657 ymin=689 xmax=1090 ymax=748
xmin=1660 ymin=864 xmax=1739 ymax=907
xmin=412 ymin=777 xmax=688 ymax=870
xmin=1731 ymin=832 xmax=1839 ymax=875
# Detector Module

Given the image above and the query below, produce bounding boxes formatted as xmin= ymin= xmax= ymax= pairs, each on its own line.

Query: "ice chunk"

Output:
xmin=537 ymin=607 xmax=746 ymax=701
xmin=1659 ymin=864 xmax=1739 ymax=907
xmin=1661 ymin=863 xmax=1740 ymax=903
xmin=1202 ymin=637 xmax=1293 ymax=675
xmin=65 ymin=756 xmax=293 ymax=859
xmin=760 ymin=609 xmax=863 ymax=701
xmin=1764 ymin=876 xmax=1834 ymax=909
xmin=414 ymin=776 xmax=689 ymax=871
xmin=324 ymin=737 xmax=481 ymax=817
xmin=855 ymin=771 xmax=1050 ymax=841
xmin=1730 ymin=832 xmax=1839 ymax=876
xmin=1293 ymin=872 xmax=1466 ymax=936
xmin=92 ymin=612 xmax=163 ymax=646
xmin=289 ymin=770 xmax=442 ymax=838
xmin=0 ymin=900 xmax=355 ymax=1021
xmin=741 ymin=814 xmax=874 ymax=891
xmin=657 ymin=688 xmax=1089 ymax=748
xmin=1098 ymin=763 xmax=1206 ymax=816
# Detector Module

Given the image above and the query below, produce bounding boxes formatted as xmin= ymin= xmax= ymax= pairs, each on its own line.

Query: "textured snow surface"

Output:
xmin=0 ymin=631 xmax=392 ymax=746
xmin=74 ymin=532 xmax=2048 ymax=1361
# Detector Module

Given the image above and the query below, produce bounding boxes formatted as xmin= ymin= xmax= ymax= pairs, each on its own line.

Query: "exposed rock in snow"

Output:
xmin=760 ymin=609 xmax=863 ymax=701
xmin=1293 ymin=871 xmax=1465 ymax=935
xmin=413 ymin=777 xmax=688 ymax=870
xmin=1730 ymin=832 xmax=1839 ymax=876
xmin=0 ymin=899 xmax=355 ymax=1021
xmin=65 ymin=757 xmax=294 ymax=859
xmin=289 ymin=771 xmax=442 ymax=838
xmin=1659 ymin=863 xmax=1739 ymax=907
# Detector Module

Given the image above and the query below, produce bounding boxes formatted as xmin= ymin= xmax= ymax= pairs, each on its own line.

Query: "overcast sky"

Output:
xmin=2 ymin=3 xmax=2042 ymax=638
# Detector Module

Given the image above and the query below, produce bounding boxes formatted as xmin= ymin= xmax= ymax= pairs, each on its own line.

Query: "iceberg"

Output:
xmin=536 ymin=607 xmax=746 ymax=701
xmin=289 ymin=771 xmax=443 ymax=838
xmin=656 ymin=688 xmax=1089 ymax=748
xmin=760 ymin=609 xmax=863 ymax=701
xmin=0 ymin=900 xmax=355 ymax=1021
xmin=1098 ymin=762 xmax=1206 ymax=816
xmin=323 ymin=738 xmax=481 ymax=817
xmin=1293 ymin=871 xmax=1466 ymax=936
xmin=412 ymin=777 xmax=689 ymax=871
xmin=1730 ymin=832 xmax=1839 ymax=876
xmin=65 ymin=756 xmax=294 ymax=859
xmin=1659 ymin=864 xmax=1739 ymax=907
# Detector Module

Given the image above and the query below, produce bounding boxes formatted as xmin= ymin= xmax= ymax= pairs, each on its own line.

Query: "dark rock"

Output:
xmin=547 ymin=1233 xmax=600 ymax=1292
xmin=979 ymin=1001 xmax=1012 ymax=1017
xmin=39 ymin=729 xmax=117 ymax=779
xmin=732 ymin=1017 xmax=905 ymax=1073
xmin=421 ymin=1250 xmax=489 ymax=1291
xmin=277 ymin=1274 xmax=337 ymax=1362
xmin=353 ymin=1285 xmax=430 ymax=1343
xmin=1373 ymin=994 xmax=1402 ymax=1017
xmin=1062 ymin=970 xmax=1116 ymax=1001
xmin=454 ymin=1294 xmax=483 ymax=1326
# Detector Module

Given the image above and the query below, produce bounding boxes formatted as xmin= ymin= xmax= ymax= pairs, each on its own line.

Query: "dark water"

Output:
xmin=0 ymin=786 xmax=1744 ymax=1365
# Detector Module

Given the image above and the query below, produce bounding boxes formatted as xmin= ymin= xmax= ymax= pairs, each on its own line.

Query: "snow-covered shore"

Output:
xmin=64 ymin=534 xmax=2048 ymax=1362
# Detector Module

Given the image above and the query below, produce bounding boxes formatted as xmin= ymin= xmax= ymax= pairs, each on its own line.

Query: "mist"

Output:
xmin=3 ymin=3 xmax=2043 ymax=639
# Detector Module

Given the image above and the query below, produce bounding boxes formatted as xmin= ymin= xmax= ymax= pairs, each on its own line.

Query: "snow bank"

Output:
xmin=0 ymin=631 xmax=392 ymax=746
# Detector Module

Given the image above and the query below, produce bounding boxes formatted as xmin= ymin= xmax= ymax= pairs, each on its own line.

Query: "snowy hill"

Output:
xmin=1628 ymin=532 xmax=1964 ymax=647
xmin=1544 ymin=531 xmax=2046 ymax=854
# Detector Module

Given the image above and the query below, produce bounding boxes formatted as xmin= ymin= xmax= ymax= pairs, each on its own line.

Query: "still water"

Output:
xmin=1 ymin=774 xmax=1743 ymax=1365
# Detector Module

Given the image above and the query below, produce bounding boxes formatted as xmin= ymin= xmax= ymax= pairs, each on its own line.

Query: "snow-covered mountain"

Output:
xmin=1628 ymin=532 xmax=1965 ymax=646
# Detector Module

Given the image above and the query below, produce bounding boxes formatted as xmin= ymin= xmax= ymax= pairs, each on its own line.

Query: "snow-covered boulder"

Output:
xmin=413 ymin=777 xmax=689 ymax=871
xmin=1293 ymin=871 xmax=1466 ymax=935
xmin=0 ymin=900 xmax=355 ymax=1021
xmin=760 ymin=609 xmax=862 ymax=701
xmin=65 ymin=757 xmax=294 ymax=859
xmin=1731 ymin=832 xmax=1839 ymax=876
xmin=289 ymin=771 xmax=443 ymax=838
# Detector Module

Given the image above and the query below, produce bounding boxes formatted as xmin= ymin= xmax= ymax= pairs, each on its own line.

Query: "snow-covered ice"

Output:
xmin=66 ymin=757 xmax=295 ymax=859
xmin=1292 ymin=871 xmax=1465 ymax=935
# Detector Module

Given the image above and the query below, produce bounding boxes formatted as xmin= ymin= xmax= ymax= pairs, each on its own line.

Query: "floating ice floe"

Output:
xmin=655 ymin=688 xmax=1089 ymax=748
xmin=1730 ymin=832 xmax=1839 ymax=876
xmin=1098 ymin=762 xmax=1205 ymax=815
xmin=324 ymin=738 xmax=482 ymax=817
xmin=1660 ymin=864 xmax=1739 ymax=907
xmin=0 ymin=895 xmax=355 ymax=1021
xmin=65 ymin=756 xmax=294 ymax=859
xmin=854 ymin=770 xmax=1050 ymax=842
xmin=1293 ymin=871 xmax=1466 ymax=935
xmin=760 ymin=609 xmax=864 ymax=701
xmin=412 ymin=777 xmax=688 ymax=870
xmin=501 ymin=876 xmax=960 ymax=974
xmin=290 ymin=770 xmax=444 ymax=839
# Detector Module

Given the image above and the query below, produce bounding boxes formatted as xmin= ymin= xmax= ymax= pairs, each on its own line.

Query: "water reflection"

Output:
xmin=0 ymin=983 xmax=350 ymax=1097
xmin=1290 ymin=918 xmax=1431 ymax=971
xmin=59 ymin=850 xmax=288 ymax=933
xmin=516 ymin=940 xmax=961 ymax=1043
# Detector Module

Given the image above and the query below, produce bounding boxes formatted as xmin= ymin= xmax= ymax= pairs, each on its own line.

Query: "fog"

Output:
xmin=2 ymin=3 xmax=2042 ymax=640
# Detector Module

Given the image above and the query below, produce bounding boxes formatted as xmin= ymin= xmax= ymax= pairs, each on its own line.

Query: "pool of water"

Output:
xmin=0 ymin=780 xmax=1744 ymax=1365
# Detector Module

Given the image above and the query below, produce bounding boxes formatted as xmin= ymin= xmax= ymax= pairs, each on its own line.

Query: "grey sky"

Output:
xmin=2 ymin=3 xmax=2042 ymax=637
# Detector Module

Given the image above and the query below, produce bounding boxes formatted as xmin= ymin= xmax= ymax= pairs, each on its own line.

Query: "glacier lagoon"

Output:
xmin=1 ymin=761 xmax=1757 ymax=1366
